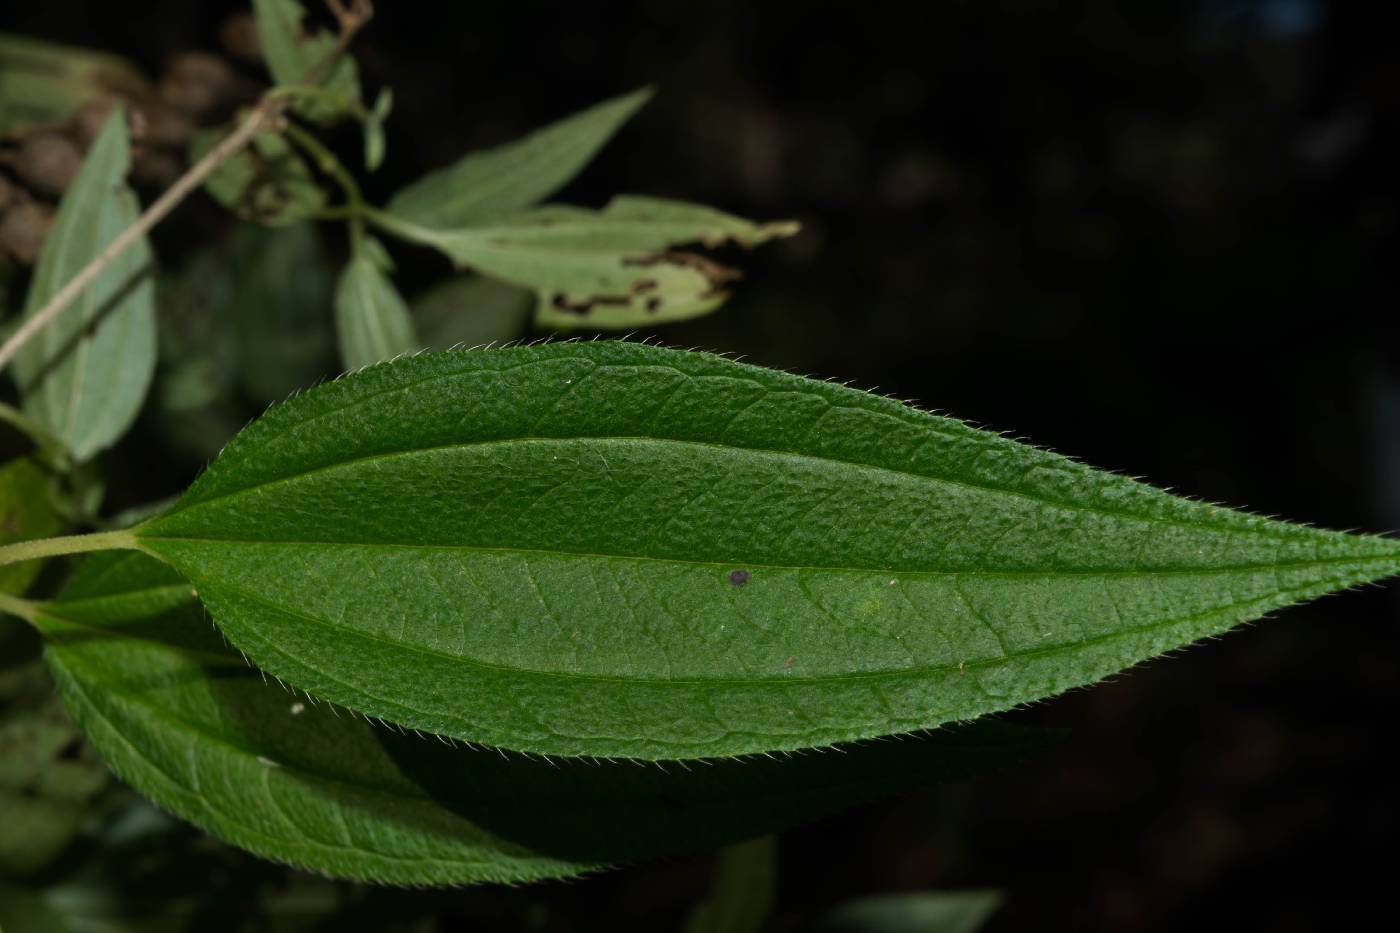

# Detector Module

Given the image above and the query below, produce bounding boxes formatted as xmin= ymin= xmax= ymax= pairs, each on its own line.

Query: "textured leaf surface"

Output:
xmin=252 ymin=0 xmax=360 ymax=125
xmin=388 ymin=196 xmax=798 ymax=329
xmin=388 ymin=89 xmax=652 ymax=229
xmin=334 ymin=250 xmax=418 ymax=370
xmin=38 ymin=552 xmax=1037 ymax=882
xmin=11 ymin=111 xmax=156 ymax=462
xmin=39 ymin=552 xmax=586 ymax=885
xmin=133 ymin=342 xmax=1400 ymax=759
xmin=0 ymin=457 xmax=62 ymax=596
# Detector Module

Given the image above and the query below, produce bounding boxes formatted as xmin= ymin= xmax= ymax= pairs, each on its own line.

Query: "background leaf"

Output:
xmin=389 ymin=196 xmax=798 ymax=329
xmin=410 ymin=274 xmax=531 ymax=350
xmin=387 ymin=88 xmax=653 ymax=229
xmin=0 ymin=662 xmax=108 ymax=877
xmin=0 ymin=32 xmax=147 ymax=135
xmin=252 ymin=0 xmax=360 ymax=126
xmin=0 ymin=457 xmax=63 ymax=597
xmin=190 ymin=127 xmax=327 ymax=227
xmin=334 ymin=247 xmax=418 ymax=370
xmin=10 ymin=109 xmax=156 ymax=463
xmin=38 ymin=551 xmax=1051 ymax=883
xmin=132 ymin=342 xmax=1400 ymax=760
xmin=817 ymin=889 xmax=1003 ymax=933
xmin=684 ymin=837 xmax=775 ymax=933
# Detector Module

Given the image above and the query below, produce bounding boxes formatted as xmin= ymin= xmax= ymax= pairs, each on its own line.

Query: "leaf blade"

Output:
xmin=39 ymin=551 xmax=1037 ymax=881
xmin=334 ymin=250 xmax=418 ymax=370
xmin=134 ymin=342 xmax=1400 ymax=759
xmin=252 ymin=0 xmax=361 ymax=125
xmin=11 ymin=110 xmax=156 ymax=462
xmin=387 ymin=88 xmax=653 ymax=229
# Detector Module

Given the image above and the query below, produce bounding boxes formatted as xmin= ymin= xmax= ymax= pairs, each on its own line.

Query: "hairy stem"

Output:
xmin=0 ymin=529 xmax=142 ymax=569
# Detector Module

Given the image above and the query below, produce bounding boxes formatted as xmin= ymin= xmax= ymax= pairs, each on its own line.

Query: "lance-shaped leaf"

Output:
xmin=130 ymin=342 xmax=1400 ymax=760
xmin=38 ymin=552 xmax=1042 ymax=882
xmin=253 ymin=0 xmax=361 ymax=126
xmin=818 ymin=889 xmax=1003 ymax=933
xmin=388 ymin=88 xmax=653 ymax=229
xmin=334 ymin=246 xmax=418 ymax=370
xmin=11 ymin=110 xmax=156 ymax=463
xmin=384 ymin=196 xmax=799 ymax=329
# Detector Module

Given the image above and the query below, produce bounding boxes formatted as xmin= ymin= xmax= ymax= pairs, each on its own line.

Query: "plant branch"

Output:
xmin=0 ymin=0 xmax=374 ymax=373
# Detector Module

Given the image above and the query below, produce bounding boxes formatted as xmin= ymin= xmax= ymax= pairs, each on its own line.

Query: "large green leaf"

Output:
xmin=252 ymin=0 xmax=361 ymax=126
xmin=11 ymin=110 xmax=156 ymax=463
xmin=388 ymin=88 xmax=653 ymax=229
xmin=130 ymin=342 xmax=1400 ymax=760
xmin=334 ymin=249 xmax=418 ymax=370
xmin=0 ymin=457 xmax=63 ymax=597
xmin=384 ymin=196 xmax=798 ymax=329
xmin=40 ymin=551 xmax=1050 ymax=882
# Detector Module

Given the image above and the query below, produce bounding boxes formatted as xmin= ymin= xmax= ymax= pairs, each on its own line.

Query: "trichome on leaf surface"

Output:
xmin=0 ymin=0 xmax=1396 ymax=923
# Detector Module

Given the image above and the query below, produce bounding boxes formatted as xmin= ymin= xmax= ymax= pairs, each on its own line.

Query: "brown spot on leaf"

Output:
xmin=729 ymin=569 xmax=750 ymax=586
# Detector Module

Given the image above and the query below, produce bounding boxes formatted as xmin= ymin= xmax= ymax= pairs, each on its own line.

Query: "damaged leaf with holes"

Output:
xmin=387 ymin=196 xmax=799 ymax=328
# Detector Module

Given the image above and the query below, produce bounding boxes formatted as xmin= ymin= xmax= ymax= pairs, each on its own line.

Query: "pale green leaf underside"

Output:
xmin=12 ymin=110 xmax=156 ymax=462
xmin=252 ymin=0 xmax=360 ymax=125
xmin=134 ymin=342 xmax=1400 ymax=760
xmin=40 ymin=552 xmax=1038 ymax=883
xmin=391 ymin=196 xmax=798 ymax=329
xmin=334 ymin=252 xmax=418 ymax=370
xmin=388 ymin=88 xmax=653 ymax=229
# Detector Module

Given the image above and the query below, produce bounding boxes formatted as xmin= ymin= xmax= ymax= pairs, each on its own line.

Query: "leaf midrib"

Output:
xmin=188 ymin=559 xmax=1379 ymax=692
xmin=145 ymin=434 xmax=1348 ymax=559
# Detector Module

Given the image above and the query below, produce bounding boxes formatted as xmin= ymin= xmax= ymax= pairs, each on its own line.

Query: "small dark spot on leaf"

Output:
xmin=729 ymin=569 xmax=749 ymax=586
xmin=646 ymin=297 xmax=663 ymax=313
xmin=57 ymin=737 xmax=84 ymax=761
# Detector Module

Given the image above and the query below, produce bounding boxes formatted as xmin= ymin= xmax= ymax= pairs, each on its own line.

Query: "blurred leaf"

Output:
xmin=685 ymin=837 xmax=775 ymax=933
xmin=386 ymin=195 xmax=798 ymax=329
xmin=818 ymin=890 xmax=1003 ymax=933
xmin=11 ymin=109 xmax=156 ymax=463
xmin=363 ymin=87 xmax=392 ymax=172
xmin=132 ymin=341 xmax=1400 ymax=760
xmin=226 ymin=223 xmax=335 ymax=403
xmin=252 ymin=0 xmax=361 ymax=126
xmin=0 ymin=457 xmax=63 ymax=597
xmin=388 ymin=87 xmax=653 ymax=229
xmin=411 ymin=275 xmax=532 ymax=349
xmin=0 ymin=663 xmax=107 ymax=877
xmin=0 ymin=880 xmax=72 ymax=933
xmin=40 ymin=552 xmax=1052 ymax=883
xmin=0 ymin=32 xmax=147 ymax=135
xmin=190 ymin=126 xmax=327 ymax=227
xmin=334 ymin=244 xmax=418 ymax=370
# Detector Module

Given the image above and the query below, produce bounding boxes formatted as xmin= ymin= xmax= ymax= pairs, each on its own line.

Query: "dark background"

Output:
xmin=3 ymin=1 xmax=1398 ymax=929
